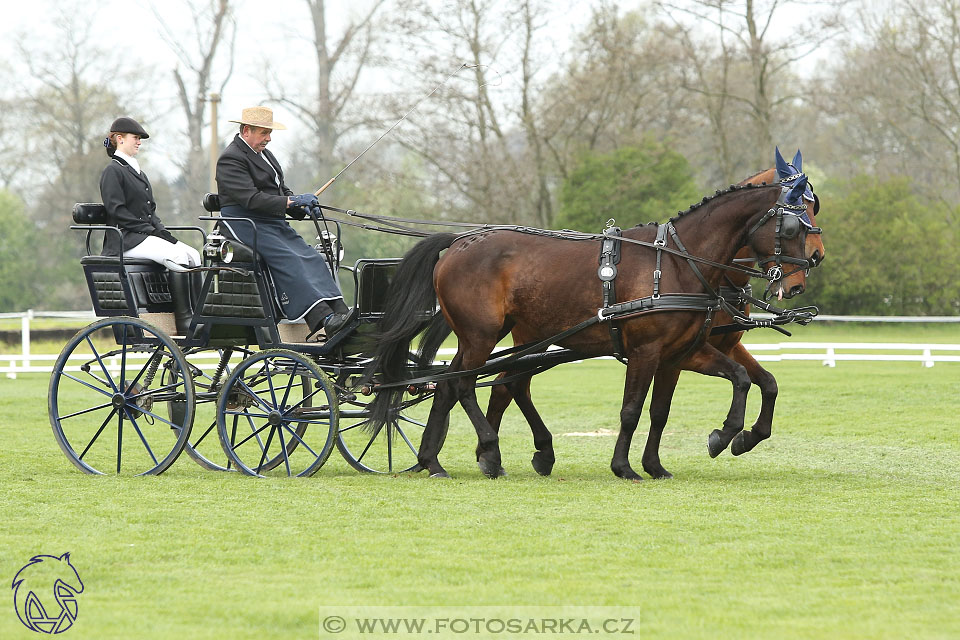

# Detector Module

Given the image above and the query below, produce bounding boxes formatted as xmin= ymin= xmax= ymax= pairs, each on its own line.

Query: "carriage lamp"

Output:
xmin=204 ymin=233 xmax=235 ymax=264
xmin=315 ymin=230 xmax=344 ymax=262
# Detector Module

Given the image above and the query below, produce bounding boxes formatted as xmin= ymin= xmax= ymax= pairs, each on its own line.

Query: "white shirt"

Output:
xmin=239 ymin=136 xmax=279 ymax=186
xmin=113 ymin=149 xmax=141 ymax=174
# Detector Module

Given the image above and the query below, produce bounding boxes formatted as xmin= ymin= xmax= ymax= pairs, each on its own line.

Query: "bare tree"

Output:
xmin=153 ymin=0 xmax=236 ymax=217
xmin=264 ymin=0 xmax=388 ymax=185
xmin=655 ymin=0 xmax=843 ymax=173
xmin=536 ymin=5 xmax=690 ymax=179
xmin=826 ymin=0 xmax=960 ymax=206
xmin=13 ymin=2 xmax=146 ymax=216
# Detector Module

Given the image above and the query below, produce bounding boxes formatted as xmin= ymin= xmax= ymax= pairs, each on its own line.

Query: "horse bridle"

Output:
xmin=746 ymin=185 xmax=822 ymax=295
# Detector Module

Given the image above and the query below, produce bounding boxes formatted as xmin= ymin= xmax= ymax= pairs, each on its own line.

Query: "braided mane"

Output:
xmin=667 ymin=182 xmax=772 ymax=224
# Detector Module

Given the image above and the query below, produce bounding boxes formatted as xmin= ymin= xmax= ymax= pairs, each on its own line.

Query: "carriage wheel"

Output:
xmin=334 ymin=373 xmax=427 ymax=474
xmin=166 ymin=348 xmax=254 ymax=472
xmin=216 ymin=349 xmax=337 ymax=477
xmin=48 ymin=316 xmax=195 ymax=476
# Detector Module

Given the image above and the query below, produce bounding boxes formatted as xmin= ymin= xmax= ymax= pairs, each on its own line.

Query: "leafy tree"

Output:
xmin=0 ymin=191 xmax=42 ymax=312
xmin=555 ymin=141 xmax=701 ymax=232
xmin=803 ymin=175 xmax=960 ymax=315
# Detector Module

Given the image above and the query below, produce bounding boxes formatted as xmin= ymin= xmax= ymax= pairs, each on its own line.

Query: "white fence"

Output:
xmin=2 ymin=310 xmax=959 ymax=378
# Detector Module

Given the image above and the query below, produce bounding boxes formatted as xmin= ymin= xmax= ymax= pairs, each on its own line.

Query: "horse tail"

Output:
xmin=416 ymin=310 xmax=453 ymax=367
xmin=365 ymin=232 xmax=458 ymax=430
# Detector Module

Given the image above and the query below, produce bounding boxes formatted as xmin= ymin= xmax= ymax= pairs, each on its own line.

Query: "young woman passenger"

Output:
xmin=99 ymin=117 xmax=202 ymax=333
xmin=99 ymin=117 xmax=201 ymax=268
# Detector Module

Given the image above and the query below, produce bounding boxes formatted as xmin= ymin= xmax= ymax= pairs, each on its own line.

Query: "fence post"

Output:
xmin=823 ymin=346 xmax=836 ymax=367
xmin=922 ymin=348 xmax=934 ymax=368
xmin=22 ymin=309 xmax=32 ymax=374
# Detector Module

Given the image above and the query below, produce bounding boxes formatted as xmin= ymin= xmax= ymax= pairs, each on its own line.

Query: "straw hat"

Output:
xmin=229 ymin=106 xmax=286 ymax=130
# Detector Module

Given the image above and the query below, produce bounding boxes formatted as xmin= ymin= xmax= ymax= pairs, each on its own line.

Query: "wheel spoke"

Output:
xmin=387 ymin=421 xmax=394 ymax=472
xmin=86 ymin=335 xmax=119 ymax=393
xmin=119 ymin=323 xmax=129 ymax=393
xmin=116 ymin=411 xmax=124 ymax=473
xmin=397 ymin=414 xmax=427 ymax=428
xmin=78 ymin=406 xmax=119 ymax=460
xmin=191 ymin=420 xmax=216 ymax=447
xmin=264 ymin=359 xmax=279 ymax=407
xmin=278 ymin=361 xmax=299 ymax=411
xmin=123 ymin=408 xmax=159 ymax=466
xmin=255 ymin=426 xmax=277 ymax=474
xmin=356 ymin=422 xmax=384 ymax=464
xmin=234 ymin=378 xmax=275 ymax=413
xmin=338 ymin=418 xmax=372 ymax=433
xmin=275 ymin=421 xmax=292 ymax=476
xmin=60 ymin=371 xmax=116 ymax=400
xmin=57 ymin=400 xmax=114 ymax=422
xmin=392 ymin=420 xmax=420 ymax=456
xmin=230 ymin=415 xmax=270 ymax=450
xmin=134 ymin=404 xmax=187 ymax=432
xmin=281 ymin=423 xmax=319 ymax=457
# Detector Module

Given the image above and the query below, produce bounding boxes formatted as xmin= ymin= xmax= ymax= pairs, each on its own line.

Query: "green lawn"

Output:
xmin=2 ymin=346 xmax=959 ymax=638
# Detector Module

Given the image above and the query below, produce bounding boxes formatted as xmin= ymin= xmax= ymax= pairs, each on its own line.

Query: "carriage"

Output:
xmin=48 ymin=196 xmax=441 ymax=477
xmin=49 ymin=153 xmax=822 ymax=479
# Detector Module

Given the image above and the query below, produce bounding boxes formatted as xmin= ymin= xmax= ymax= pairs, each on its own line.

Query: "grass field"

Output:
xmin=1 ymin=323 xmax=959 ymax=639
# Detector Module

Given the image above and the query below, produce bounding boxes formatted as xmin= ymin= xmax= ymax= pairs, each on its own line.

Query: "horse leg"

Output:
xmin=611 ymin=356 xmax=658 ymax=480
xmin=453 ymin=373 xmax=506 ymax=478
xmin=642 ymin=367 xmax=682 ymax=479
xmin=485 ymin=374 xmax=555 ymax=476
xmin=676 ymin=345 xmax=752 ymax=458
xmin=414 ymin=352 xmax=465 ymax=478
xmin=728 ymin=343 xmax=778 ymax=456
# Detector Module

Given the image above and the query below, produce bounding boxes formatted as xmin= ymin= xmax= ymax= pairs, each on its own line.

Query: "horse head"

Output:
xmin=744 ymin=176 xmax=813 ymax=300
xmin=12 ymin=553 xmax=84 ymax=633
xmin=775 ymin=147 xmax=824 ymax=268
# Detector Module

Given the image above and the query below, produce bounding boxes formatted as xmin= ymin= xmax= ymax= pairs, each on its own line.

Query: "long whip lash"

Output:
xmin=314 ymin=62 xmax=477 ymax=196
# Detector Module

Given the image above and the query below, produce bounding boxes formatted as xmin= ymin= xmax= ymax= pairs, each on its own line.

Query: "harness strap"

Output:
xmin=597 ymin=226 xmax=626 ymax=363
xmin=653 ymin=223 xmax=669 ymax=299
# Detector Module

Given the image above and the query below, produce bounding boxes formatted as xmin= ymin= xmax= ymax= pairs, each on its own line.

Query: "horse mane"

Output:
xmin=667 ymin=181 xmax=773 ymax=225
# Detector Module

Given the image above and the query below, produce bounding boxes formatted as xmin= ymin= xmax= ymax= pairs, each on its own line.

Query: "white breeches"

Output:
xmin=124 ymin=236 xmax=202 ymax=270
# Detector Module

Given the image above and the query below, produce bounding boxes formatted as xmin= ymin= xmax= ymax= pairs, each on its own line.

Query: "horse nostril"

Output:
xmin=790 ymin=285 xmax=804 ymax=297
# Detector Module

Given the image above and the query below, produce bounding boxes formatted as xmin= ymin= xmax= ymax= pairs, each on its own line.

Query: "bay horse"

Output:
xmin=370 ymin=177 xmax=814 ymax=479
xmin=484 ymin=149 xmax=825 ymax=479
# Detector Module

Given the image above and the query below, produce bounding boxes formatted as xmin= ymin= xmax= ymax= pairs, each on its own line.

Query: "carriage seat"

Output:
xmin=72 ymin=203 xmax=200 ymax=326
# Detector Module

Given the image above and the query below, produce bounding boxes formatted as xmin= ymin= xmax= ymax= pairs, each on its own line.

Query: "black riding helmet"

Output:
xmin=109 ymin=117 xmax=149 ymax=139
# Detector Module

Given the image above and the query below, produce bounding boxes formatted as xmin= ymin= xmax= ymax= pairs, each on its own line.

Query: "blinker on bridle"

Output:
xmin=746 ymin=185 xmax=821 ymax=295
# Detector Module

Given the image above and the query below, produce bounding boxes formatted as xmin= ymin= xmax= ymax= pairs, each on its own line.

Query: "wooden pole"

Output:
xmin=209 ymin=93 xmax=220 ymax=193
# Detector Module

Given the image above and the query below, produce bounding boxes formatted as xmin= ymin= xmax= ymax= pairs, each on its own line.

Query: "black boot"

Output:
xmin=168 ymin=271 xmax=196 ymax=337
xmin=305 ymin=302 xmax=334 ymax=340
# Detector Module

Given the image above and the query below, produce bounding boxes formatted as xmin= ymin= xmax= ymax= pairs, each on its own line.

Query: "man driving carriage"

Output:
xmin=215 ymin=105 xmax=350 ymax=340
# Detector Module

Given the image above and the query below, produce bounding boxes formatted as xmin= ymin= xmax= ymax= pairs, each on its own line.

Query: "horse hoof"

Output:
xmin=707 ymin=429 xmax=726 ymax=458
xmin=478 ymin=460 xmax=506 ymax=479
xmin=645 ymin=467 xmax=673 ymax=480
xmin=612 ymin=466 xmax=643 ymax=481
xmin=429 ymin=471 xmax=451 ymax=479
xmin=410 ymin=463 xmax=426 ymax=473
xmin=730 ymin=431 xmax=750 ymax=456
xmin=531 ymin=454 xmax=554 ymax=476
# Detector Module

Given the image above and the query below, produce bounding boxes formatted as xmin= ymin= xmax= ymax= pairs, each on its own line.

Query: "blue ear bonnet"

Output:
xmin=775 ymin=147 xmax=815 ymax=227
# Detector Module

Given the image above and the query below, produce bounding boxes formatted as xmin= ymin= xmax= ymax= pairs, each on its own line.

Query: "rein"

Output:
xmin=321 ymin=203 xmax=775 ymax=282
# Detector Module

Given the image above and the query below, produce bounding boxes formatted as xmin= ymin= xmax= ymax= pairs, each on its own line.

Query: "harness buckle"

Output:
xmin=653 ymin=269 xmax=661 ymax=280
xmin=597 ymin=307 xmax=609 ymax=322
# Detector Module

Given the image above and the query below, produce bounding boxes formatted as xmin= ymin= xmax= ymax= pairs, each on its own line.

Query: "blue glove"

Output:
xmin=289 ymin=193 xmax=319 ymax=208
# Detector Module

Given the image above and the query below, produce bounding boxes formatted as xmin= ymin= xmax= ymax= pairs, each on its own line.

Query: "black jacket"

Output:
xmin=216 ymin=135 xmax=293 ymax=217
xmin=98 ymin=156 xmax=175 ymax=256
